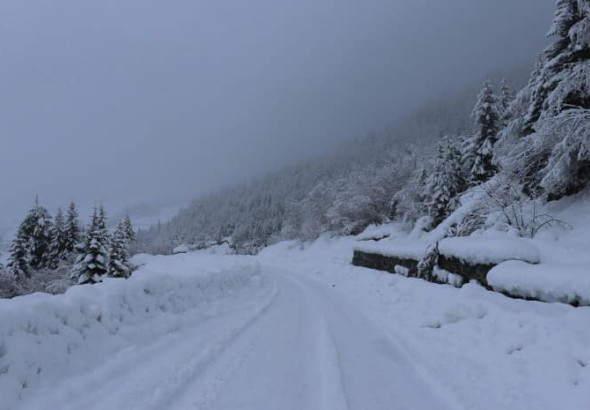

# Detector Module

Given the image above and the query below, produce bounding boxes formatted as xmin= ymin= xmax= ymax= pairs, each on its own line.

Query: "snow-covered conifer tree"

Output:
xmin=504 ymin=0 xmax=590 ymax=198
xmin=524 ymin=0 xmax=590 ymax=133
xmin=46 ymin=208 xmax=67 ymax=269
xmin=70 ymin=208 xmax=108 ymax=284
xmin=122 ymin=215 xmax=136 ymax=242
xmin=16 ymin=197 xmax=53 ymax=270
xmin=499 ymin=78 xmax=514 ymax=121
xmin=97 ymin=205 xmax=110 ymax=247
xmin=425 ymin=140 xmax=462 ymax=226
xmin=468 ymin=80 xmax=501 ymax=185
xmin=64 ymin=201 xmax=81 ymax=255
xmin=7 ymin=223 xmax=31 ymax=281
xmin=108 ymin=221 xmax=131 ymax=278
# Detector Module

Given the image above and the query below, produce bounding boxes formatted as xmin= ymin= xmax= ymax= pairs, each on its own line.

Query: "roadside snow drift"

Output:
xmin=488 ymin=261 xmax=590 ymax=305
xmin=0 ymin=254 xmax=273 ymax=410
xmin=438 ymin=237 xmax=540 ymax=265
xmin=354 ymin=240 xmax=429 ymax=261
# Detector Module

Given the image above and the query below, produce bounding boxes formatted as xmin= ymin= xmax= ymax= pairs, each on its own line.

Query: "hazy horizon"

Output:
xmin=0 ymin=0 xmax=555 ymax=231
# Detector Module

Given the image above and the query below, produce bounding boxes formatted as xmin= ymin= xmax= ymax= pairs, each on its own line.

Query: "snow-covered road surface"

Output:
xmin=17 ymin=268 xmax=454 ymax=410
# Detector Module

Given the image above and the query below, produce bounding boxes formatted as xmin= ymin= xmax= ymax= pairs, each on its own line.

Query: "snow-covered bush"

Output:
xmin=0 ymin=274 xmax=24 ymax=299
xmin=480 ymin=177 xmax=569 ymax=237
xmin=417 ymin=242 xmax=439 ymax=280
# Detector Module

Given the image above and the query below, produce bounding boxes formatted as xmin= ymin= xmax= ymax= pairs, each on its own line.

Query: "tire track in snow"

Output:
xmin=18 ymin=279 xmax=279 ymax=410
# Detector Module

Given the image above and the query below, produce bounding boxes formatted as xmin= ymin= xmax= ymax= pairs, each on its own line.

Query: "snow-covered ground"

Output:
xmin=2 ymin=225 xmax=590 ymax=410
xmin=259 ymin=236 xmax=590 ymax=410
xmin=0 ymin=254 xmax=275 ymax=410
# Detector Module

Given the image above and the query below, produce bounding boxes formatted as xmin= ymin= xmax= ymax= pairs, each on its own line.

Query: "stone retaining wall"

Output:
xmin=352 ymin=250 xmax=419 ymax=277
xmin=351 ymin=249 xmax=559 ymax=305
xmin=437 ymin=255 xmax=495 ymax=288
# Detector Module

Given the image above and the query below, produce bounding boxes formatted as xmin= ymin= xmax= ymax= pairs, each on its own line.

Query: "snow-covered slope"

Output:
xmin=0 ymin=254 xmax=274 ymax=410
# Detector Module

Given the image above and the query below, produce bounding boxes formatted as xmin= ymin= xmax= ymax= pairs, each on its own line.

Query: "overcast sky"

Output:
xmin=0 ymin=0 xmax=555 ymax=225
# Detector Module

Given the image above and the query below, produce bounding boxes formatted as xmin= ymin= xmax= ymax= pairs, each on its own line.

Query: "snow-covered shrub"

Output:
xmin=417 ymin=242 xmax=439 ymax=280
xmin=480 ymin=177 xmax=568 ymax=237
xmin=447 ymin=203 xmax=487 ymax=237
xmin=25 ymin=265 xmax=72 ymax=295
xmin=0 ymin=275 xmax=24 ymax=299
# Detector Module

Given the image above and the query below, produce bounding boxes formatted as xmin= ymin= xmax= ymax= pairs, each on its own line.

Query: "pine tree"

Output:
xmin=448 ymin=136 xmax=467 ymax=193
xmin=97 ymin=205 xmax=110 ymax=246
xmin=508 ymin=0 xmax=590 ymax=198
xmin=122 ymin=215 xmax=136 ymax=242
xmin=499 ymin=78 xmax=514 ymax=121
xmin=425 ymin=140 xmax=462 ymax=226
xmin=468 ymin=80 xmax=501 ymax=185
xmin=108 ymin=221 xmax=131 ymax=278
xmin=46 ymin=208 xmax=67 ymax=269
xmin=17 ymin=197 xmax=53 ymax=271
xmin=64 ymin=201 xmax=81 ymax=254
xmin=7 ymin=223 xmax=31 ymax=281
xmin=70 ymin=208 xmax=108 ymax=284
xmin=547 ymin=0 xmax=580 ymax=38
xmin=524 ymin=0 xmax=589 ymax=133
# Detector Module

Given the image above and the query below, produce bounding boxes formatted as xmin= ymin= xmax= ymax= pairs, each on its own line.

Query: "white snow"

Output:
xmin=172 ymin=244 xmax=189 ymax=254
xmin=488 ymin=261 xmax=590 ymax=305
xmin=354 ymin=240 xmax=429 ymax=260
xmin=2 ymin=226 xmax=590 ymax=410
xmin=432 ymin=266 xmax=464 ymax=287
xmin=438 ymin=237 xmax=541 ymax=264
xmin=355 ymin=223 xmax=406 ymax=242
xmin=258 ymin=235 xmax=590 ymax=410
xmin=0 ymin=254 xmax=274 ymax=410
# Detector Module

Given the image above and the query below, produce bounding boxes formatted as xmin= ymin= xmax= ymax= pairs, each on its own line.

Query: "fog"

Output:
xmin=0 ymin=0 xmax=555 ymax=224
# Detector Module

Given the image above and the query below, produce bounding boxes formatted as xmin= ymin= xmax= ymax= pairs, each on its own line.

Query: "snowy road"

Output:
xmin=17 ymin=267 xmax=455 ymax=410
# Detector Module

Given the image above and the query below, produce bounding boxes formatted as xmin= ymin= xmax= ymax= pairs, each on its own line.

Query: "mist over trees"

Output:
xmin=136 ymin=1 xmax=590 ymax=255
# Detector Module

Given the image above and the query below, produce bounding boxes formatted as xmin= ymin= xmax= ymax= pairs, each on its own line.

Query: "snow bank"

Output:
xmin=355 ymin=223 xmax=405 ymax=242
xmin=354 ymin=240 xmax=429 ymax=260
xmin=488 ymin=261 xmax=590 ymax=305
xmin=172 ymin=244 xmax=189 ymax=254
xmin=0 ymin=254 xmax=271 ymax=409
xmin=438 ymin=237 xmax=540 ymax=264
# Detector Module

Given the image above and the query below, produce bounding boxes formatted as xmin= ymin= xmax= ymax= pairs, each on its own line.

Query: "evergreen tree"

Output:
xmin=7 ymin=223 xmax=31 ymax=281
xmin=499 ymin=78 xmax=514 ymax=121
xmin=469 ymin=80 xmax=501 ymax=185
xmin=524 ymin=0 xmax=589 ymax=133
xmin=122 ymin=215 xmax=136 ymax=242
xmin=17 ymin=197 xmax=53 ymax=270
xmin=70 ymin=208 xmax=108 ymax=284
xmin=425 ymin=140 xmax=462 ymax=226
xmin=448 ymin=136 xmax=467 ymax=193
xmin=46 ymin=207 xmax=67 ymax=269
xmin=97 ymin=205 xmax=110 ymax=246
xmin=64 ymin=201 xmax=81 ymax=254
xmin=108 ymin=221 xmax=131 ymax=278
xmin=504 ymin=0 xmax=590 ymax=198
xmin=548 ymin=0 xmax=580 ymax=38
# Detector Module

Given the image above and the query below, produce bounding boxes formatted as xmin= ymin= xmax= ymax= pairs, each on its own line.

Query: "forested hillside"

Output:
xmin=135 ymin=69 xmax=528 ymax=254
xmin=139 ymin=1 xmax=590 ymax=255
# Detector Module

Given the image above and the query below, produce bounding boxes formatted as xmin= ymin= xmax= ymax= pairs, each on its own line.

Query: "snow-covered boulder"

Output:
xmin=438 ymin=237 xmax=540 ymax=265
